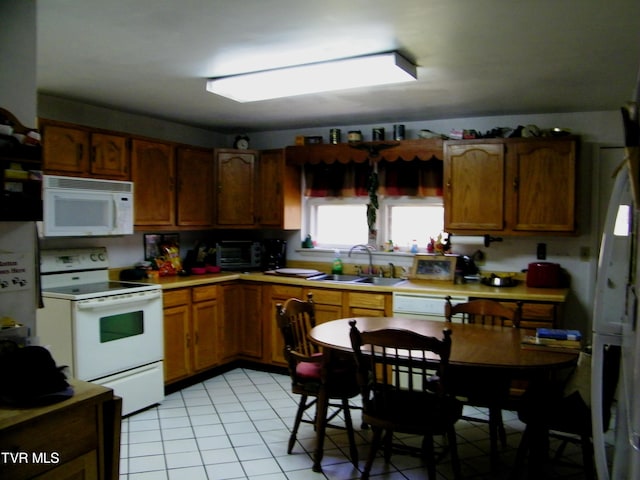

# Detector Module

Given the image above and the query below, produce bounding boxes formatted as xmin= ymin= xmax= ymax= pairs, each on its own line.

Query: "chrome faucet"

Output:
xmin=348 ymin=244 xmax=374 ymax=276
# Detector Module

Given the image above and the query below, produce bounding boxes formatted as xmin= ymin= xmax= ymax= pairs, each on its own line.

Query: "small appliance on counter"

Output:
xmin=262 ymin=239 xmax=287 ymax=270
xmin=526 ymin=262 xmax=561 ymax=288
xmin=216 ymin=240 xmax=262 ymax=271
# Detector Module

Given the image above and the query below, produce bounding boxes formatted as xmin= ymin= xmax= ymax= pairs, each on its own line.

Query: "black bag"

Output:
xmin=0 ymin=342 xmax=73 ymax=406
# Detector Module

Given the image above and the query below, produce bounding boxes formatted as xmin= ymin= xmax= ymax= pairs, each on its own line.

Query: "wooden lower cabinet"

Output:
xmin=163 ymin=288 xmax=191 ymax=384
xmin=346 ymin=291 xmax=391 ymax=317
xmin=240 ymin=283 xmax=263 ymax=358
xmin=472 ymin=297 xmax=559 ymax=332
xmin=163 ymin=286 xmax=220 ymax=384
xmin=304 ymin=288 xmax=343 ymax=324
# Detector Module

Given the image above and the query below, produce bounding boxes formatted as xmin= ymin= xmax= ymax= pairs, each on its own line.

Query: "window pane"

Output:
xmin=390 ymin=205 xmax=444 ymax=248
xmin=315 ymin=204 xmax=368 ymax=245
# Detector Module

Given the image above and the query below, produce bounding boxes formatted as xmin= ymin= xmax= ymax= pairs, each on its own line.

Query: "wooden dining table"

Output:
xmin=308 ymin=316 xmax=580 ymax=470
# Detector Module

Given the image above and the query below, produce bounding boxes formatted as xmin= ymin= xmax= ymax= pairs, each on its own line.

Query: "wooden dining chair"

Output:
xmin=511 ymin=345 xmax=621 ymax=479
xmin=276 ymin=293 xmax=360 ymax=473
xmin=444 ymin=296 xmax=523 ymax=465
xmin=349 ymin=319 xmax=462 ymax=480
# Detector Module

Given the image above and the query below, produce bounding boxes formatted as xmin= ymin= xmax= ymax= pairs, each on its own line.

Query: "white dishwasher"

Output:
xmin=392 ymin=292 xmax=469 ymax=321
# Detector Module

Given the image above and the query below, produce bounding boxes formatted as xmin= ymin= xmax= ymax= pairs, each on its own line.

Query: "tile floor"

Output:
xmin=119 ymin=368 xmax=607 ymax=480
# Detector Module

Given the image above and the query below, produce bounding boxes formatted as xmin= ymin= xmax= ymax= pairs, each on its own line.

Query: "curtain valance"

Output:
xmin=304 ymin=157 xmax=443 ymax=197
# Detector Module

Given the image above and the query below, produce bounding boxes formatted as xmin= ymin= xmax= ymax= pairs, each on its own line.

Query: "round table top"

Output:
xmin=309 ymin=317 xmax=579 ymax=371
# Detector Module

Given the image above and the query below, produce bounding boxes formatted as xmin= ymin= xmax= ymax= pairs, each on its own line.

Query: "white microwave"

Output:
xmin=42 ymin=175 xmax=134 ymax=237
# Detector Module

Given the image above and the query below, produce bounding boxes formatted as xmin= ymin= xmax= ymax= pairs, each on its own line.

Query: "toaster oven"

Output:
xmin=215 ymin=241 xmax=262 ymax=270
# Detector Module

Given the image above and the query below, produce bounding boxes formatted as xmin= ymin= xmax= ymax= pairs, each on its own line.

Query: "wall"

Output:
xmin=0 ymin=0 xmax=38 ymax=333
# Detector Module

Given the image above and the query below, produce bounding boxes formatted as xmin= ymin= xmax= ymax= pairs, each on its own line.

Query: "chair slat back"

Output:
xmin=349 ymin=320 xmax=453 ymax=398
xmin=276 ymin=293 xmax=319 ymax=360
xmin=445 ymin=296 xmax=521 ymax=328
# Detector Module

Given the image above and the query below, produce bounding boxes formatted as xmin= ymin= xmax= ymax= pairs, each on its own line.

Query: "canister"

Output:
xmin=372 ymin=128 xmax=385 ymax=141
xmin=329 ymin=128 xmax=341 ymax=144
xmin=393 ymin=124 xmax=405 ymax=140
xmin=347 ymin=130 xmax=362 ymax=143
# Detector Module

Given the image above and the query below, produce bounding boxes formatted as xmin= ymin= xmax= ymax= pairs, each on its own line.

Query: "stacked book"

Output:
xmin=521 ymin=328 xmax=583 ymax=353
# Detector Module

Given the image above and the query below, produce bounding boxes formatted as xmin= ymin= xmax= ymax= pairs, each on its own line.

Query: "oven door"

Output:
xmin=72 ymin=289 xmax=163 ymax=381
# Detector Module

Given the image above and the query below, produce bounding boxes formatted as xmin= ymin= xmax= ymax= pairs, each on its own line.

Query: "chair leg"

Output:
xmin=581 ymin=435 xmax=595 ymax=480
xmin=312 ymin=388 xmax=329 ymax=473
xmin=510 ymin=427 xmax=530 ymax=479
xmin=447 ymin=426 xmax=462 ymax=480
xmin=420 ymin=434 xmax=436 ymax=480
xmin=488 ymin=406 xmax=501 ymax=468
xmin=362 ymin=426 xmax=384 ymax=480
xmin=288 ymin=394 xmax=308 ymax=454
xmin=341 ymin=397 xmax=359 ymax=468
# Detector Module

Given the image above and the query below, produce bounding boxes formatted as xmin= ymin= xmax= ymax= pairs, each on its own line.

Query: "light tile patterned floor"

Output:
xmin=119 ymin=368 xmax=603 ymax=479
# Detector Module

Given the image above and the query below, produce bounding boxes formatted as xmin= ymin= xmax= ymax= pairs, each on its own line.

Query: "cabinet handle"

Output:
xmin=77 ymin=144 xmax=84 ymax=162
xmin=513 ymin=177 xmax=519 ymax=191
xmin=446 ymin=178 xmax=452 ymax=189
xmin=195 ymin=332 xmax=199 ymax=345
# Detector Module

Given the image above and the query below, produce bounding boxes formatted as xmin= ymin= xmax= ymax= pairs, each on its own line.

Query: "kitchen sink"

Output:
xmin=307 ymin=273 xmax=364 ymax=282
xmin=307 ymin=273 xmax=406 ymax=286
xmin=356 ymin=277 xmax=407 ymax=286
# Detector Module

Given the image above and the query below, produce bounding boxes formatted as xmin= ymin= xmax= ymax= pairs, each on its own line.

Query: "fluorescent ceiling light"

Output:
xmin=206 ymin=51 xmax=417 ymax=103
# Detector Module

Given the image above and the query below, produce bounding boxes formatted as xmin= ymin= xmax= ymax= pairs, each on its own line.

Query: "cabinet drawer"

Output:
xmin=501 ymin=301 xmax=556 ymax=321
xmin=163 ymin=288 xmax=190 ymax=307
xmin=270 ymin=285 xmax=303 ymax=298
xmin=349 ymin=292 xmax=387 ymax=310
xmin=307 ymin=288 xmax=343 ymax=306
xmin=192 ymin=285 xmax=218 ymax=302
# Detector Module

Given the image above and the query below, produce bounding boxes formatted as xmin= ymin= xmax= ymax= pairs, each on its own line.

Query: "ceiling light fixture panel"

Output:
xmin=206 ymin=51 xmax=417 ymax=103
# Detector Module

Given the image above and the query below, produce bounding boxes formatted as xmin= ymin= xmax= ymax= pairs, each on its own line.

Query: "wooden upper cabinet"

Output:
xmin=444 ymin=137 xmax=578 ymax=235
xmin=257 ymin=149 xmax=301 ymax=229
xmin=90 ymin=132 xmax=129 ymax=179
xmin=507 ymin=139 xmax=576 ymax=232
xmin=131 ymin=139 xmax=175 ymax=226
xmin=42 ymin=124 xmax=90 ymax=175
xmin=215 ymin=149 xmax=256 ymax=226
xmin=42 ymin=123 xmax=129 ymax=179
xmin=444 ymin=142 xmax=505 ymax=232
xmin=176 ymin=146 xmax=214 ymax=227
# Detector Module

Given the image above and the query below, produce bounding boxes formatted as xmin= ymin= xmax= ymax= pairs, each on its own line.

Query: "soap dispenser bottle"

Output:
xmin=331 ymin=249 xmax=343 ymax=274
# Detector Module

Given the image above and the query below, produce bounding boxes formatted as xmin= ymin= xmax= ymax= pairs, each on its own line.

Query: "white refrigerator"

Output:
xmin=591 ymin=145 xmax=640 ymax=479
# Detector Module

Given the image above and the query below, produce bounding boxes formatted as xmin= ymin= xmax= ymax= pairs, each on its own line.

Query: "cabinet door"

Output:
xmin=305 ymin=288 xmax=344 ymax=324
xmin=131 ymin=139 xmax=175 ymax=226
xmin=240 ymin=284 xmax=263 ymax=358
xmin=192 ymin=298 xmax=219 ymax=371
xmin=508 ymin=139 xmax=576 ymax=232
xmin=215 ymin=150 xmax=256 ymax=226
xmin=221 ymin=284 xmax=241 ymax=361
xmin=257 ymin=149 xmax=283 ymax=227
xmin=444 ymin=143 xmax=505 ymax=231
xmin=257 ymin=149 xmax=302 ymax=229
xmin=163 ymin=303 xmax=191 ymax=383
xmin=176 ymin=147 xmax=214 ymax=226
xmin=42 ymin=124 xmax=90 ymax=175
xmin=346 ymin=291 xmax=390 ymax=317
xmin=90 ymin=133 xmax=129 ymax=179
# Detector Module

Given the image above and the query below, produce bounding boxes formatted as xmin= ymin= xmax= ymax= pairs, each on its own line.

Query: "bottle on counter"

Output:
xmin=331 ymin=249 xmax=344 ymax=274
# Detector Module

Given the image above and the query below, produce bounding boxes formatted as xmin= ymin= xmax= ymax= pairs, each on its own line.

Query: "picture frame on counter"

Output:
xmin=409 ymin=254 xmax=457 ymax=282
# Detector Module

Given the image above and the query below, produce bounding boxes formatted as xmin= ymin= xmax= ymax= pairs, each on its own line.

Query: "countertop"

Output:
xmin=121 ymin=270 xmax=569 ymax=302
